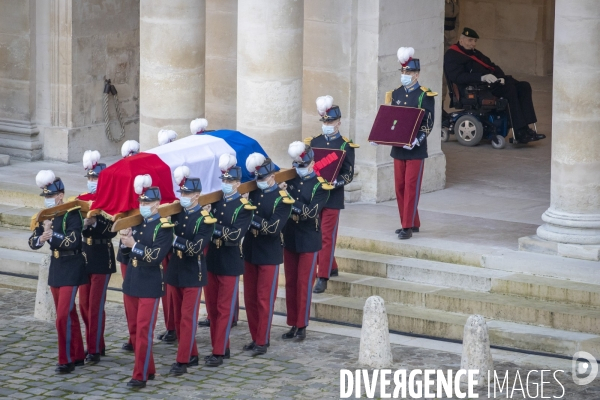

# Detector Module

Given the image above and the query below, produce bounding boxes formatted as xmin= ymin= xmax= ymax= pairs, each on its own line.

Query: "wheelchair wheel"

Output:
xmin=455 ymin=115 xmax=483 ymax=147
xmin=441 ymin=126 xmax=450 ymax=142
xmin=491 ymin=134 xmax=506 ymax=149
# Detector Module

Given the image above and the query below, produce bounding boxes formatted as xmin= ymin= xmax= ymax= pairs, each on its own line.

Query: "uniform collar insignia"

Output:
xmin=405 ymin=82 xmax=421 ymax=93
xmin=301 ymin=171 xmax=316 ymax=181
xmin=224 ymin=192 xmax=241 ymax=202
xmin=325 ymin=132 xmax=341 ymax=142
xmin=263 ymin=184 xmax=278 ymax=194
xmin=145 ymin=213 xmax=160 ymax=222
xmin=185 ymin=204 xmax=201 ymax=214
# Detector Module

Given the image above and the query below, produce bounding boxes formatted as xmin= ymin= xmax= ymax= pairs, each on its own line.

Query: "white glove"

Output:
xmin=369 ymin=142 xmax=379 ymax=146
xmin=402 ymin=143 xmax=413 ymax=150
xmin=481 ymin=74 xmax=498 ymax=84
xmin=499 ymin=78 xmax=505 ymax=85
xmin=412 ymin=138 xmax=420 ymax=147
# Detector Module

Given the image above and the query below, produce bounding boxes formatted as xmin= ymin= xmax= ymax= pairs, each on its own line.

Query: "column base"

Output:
xmin=0 ymin=119 xmax=43 ymax=161
xmin=519 ymin=235 xmax=600 ymax=262
xmin=536 ymin=208 xmax=600 ymax=245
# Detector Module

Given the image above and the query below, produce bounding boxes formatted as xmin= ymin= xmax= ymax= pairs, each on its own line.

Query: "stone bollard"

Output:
xmin=358 ymin=296 xmax=393 ymax=368
xmin=34 ymin=255 xmax=56 ymax=322
xmin=460 ymin=314 xmax=494 ymax=385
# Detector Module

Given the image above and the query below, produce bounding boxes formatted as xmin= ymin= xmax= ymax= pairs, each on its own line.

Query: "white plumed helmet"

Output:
xmin=173 ymin=165 xmax=190 ymax=187
xmin=133 ymin=174 xmax=152 ymax=195
xmin=190 ymin=118 xmax=208 ymax=135
xmin=82 ymin=150 xmax=101 ymax=170
xmin=121 ymin=140 xmax=140 ymax=158
xmin=158 ymin=129 xmax=178 ymax=146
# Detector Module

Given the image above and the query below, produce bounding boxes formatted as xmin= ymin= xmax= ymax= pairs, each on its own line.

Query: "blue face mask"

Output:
xmin=139 ymin=205 xmax=153 ymax=218
xmin=87 ymin=181 xmax=98 ymax=194
xmin=322 ymin=125 xmax=336 ymax=136
xmin=257 ymin=180 xmax=270 ymax=190
xmin=179 ymin=197 xmax=193 ymax=208
xmin=401 ymin=74 xmax=413 ymax=86
xmin=296 ymin=167 xmax=309 ymax=177
xmin=221 ymin=182 xmax=234 ymax=195
xmin=44 ymin=198 xmax=56 ymax=208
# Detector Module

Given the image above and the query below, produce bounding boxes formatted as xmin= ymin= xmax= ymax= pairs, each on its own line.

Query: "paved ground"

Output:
xmin=0 ymin=288 xmax=598 ymax=399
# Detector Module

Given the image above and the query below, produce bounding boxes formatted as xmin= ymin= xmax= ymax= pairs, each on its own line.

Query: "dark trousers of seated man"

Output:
xmin=490 ymin=77 xmax=537 ymax=131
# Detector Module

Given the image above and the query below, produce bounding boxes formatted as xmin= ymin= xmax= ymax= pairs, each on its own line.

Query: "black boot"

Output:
xmin=55 ymin=363 xmax=74 ymax=374
xmin=330 ymin=269 xmax=339 ymax=277
xmin=127 ymin=379 xmax=146 ymax=388
xmin=198 ymin=318 xmax=210 ymax=327
xmin=122 ymin=342 xmax=134 ymax=352
xmin=243 ymin=341 xmax=256 ymax=351
xmin=395 ymin=228 xmax=402 ymax=234
xmin=526 ymin=128 xmax=546 ymax=141
xmin=169 ymin=362 xmax=188 ymax=375
xmin=161 ymin=330 xmax=177 ymax=343
xmin=85 ymin=353 xmax=101 ymax=363
xmin=74 ymin=359 xmax=85 ymax=367
xmin=295 ymin=327 xmax=307 ymax=340
xmin=252 ymin=344 xmax=268 ymax=356
xmin=515 ymin=128 xmax=531 ymax=144
xmin=187 ymin=355 xmax=199 ymax=367
xmin=313 ymin=278 xmax=328 ymax=294
xmin=157 ymin=331 xmax=167 ymax=340
xmin=205 ymin=355 xmax=223 ymax=367
xmin=282 ymin=326 xmax=297 ymax=340
xmin=412 ymin=227 xmax=420 ymax=233
xmin=204 ymin=348 xmax=230 ymax=361
xmin=398 ymin=228 xmax=413 ymax=240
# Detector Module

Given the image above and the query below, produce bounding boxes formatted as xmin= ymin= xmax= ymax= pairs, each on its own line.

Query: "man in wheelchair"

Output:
xmin=444 ymin=27 xmax=546 ymax=144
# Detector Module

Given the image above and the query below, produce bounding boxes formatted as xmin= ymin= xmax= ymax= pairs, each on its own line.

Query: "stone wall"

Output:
xmin=459 ymin=0 xmax=555 ymax=76
xmin=0 ymin=0 xmax=42 ymax=160
xmin=40 ymin=0 xmax=140 ymax=162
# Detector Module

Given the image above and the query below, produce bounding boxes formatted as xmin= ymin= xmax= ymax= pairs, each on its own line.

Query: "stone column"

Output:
xmin=205 ymin=0 xmax=237 ymax=130
xmin=237 ymin=0 xmax=304 ymax=167
xmin=536 ymin=0 xmax=600 ymax=247
xmin=140 ymin=0 xmax=206 ymax=150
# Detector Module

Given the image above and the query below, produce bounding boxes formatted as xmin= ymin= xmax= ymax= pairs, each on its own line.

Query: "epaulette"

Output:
xmin=421 ymin=86 xmax=438 ymax=97
xmin=303 ymin=136 xmax=313 ymax=145
xmin=203 ymin=212 xmax=217 ymax=224
xmin=280 ymin=190 xmax=295 ymax=204
xmin=342 ymin=136 xmax=360 ymax=148
xmin=240 ymin=197 xmax=257 ymax=210
xmin=317 ymin=177 xmax=334 ymax=190
xmin=160 ymin=217 xmax=175 ymax=228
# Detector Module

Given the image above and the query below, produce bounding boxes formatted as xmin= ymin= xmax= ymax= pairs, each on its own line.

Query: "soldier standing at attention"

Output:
xmin=308 ymin=96 xmax=358 ymax=294
xmin=167 ymin=167 xmax=216 ymax=375
xmin=29 ymin=170 xmax=87 ymax=373
xmin=119 ymin=176 xmax=173 ymax=388
xmin=78 ymin=151 xmax=116 ymax=363
xmin=282 ymin=142 xmax=332 ymax=341
xmin=204 ymin=154 xmax=254 ymax=366
xmin=377 ymin=47 xmax=436 ymax=240
xmin=242 ymin=154 xmax=293 ymax=355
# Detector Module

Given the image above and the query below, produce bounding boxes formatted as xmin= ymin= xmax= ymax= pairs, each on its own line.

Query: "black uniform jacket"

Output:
xmin=444 ymin=43 xmax=506 ymax=85
xmin=283 ymin=172 xmax=331 ymax=254
xmin=121 ymin=213 xmax=173 ymax=298
xmin=243 ymin=185 xmax=293 ymax=265
xmin=166 ymin=205 xmax=215 ymax=288
xmin=29 ymin=207 xmax=88 ymax=288
xmin=390 ymin=84 xmax=435 ymax=161
xmin=207 ymin=192 xmax=254 ymax=276
xmin=82 ymin=215 xmax=117 ymax=275
xmin=309 ymin=133 xmax=357 ymax=210
xmin=116 ymin=242 xmax=129 ymax=266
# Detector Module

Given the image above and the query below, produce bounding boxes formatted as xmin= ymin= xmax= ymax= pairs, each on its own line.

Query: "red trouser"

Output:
xmin=233 ymin=294 xmax=239 ymax=324
xmin=51 ymin=286 xmax=85 ymax=365
xmin=170 ymin=285 xmax=202 ymax=363
xmin=205 ymin=272 xmax=239 ymax=356
xmin=243 ymin=263 xmax=279 ymax=346
xmin=317 ymin=208 xmax=341 ymax=279
xmin=123 ymin=295 xmax=160 ymax=381
xmin=394 ymin=159 xmax=425 ymax=229
xmin=161 ymin=255 xmax=176 ymax=331
xmin=121 ymin=262 xmax=133 ymax=345
xmin=283 ymin=250 xmax=317 ymax=328
xmin=79 ymin=274 xmax=111 ymax=354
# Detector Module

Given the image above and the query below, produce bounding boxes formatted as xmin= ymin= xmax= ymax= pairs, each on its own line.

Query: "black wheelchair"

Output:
xmin=442 ymin=76 xmax=519 ymax=149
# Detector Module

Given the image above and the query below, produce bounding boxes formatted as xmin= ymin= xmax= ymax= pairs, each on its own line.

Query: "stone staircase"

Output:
xmin=2 ymin=191 xmax=600 ymax=360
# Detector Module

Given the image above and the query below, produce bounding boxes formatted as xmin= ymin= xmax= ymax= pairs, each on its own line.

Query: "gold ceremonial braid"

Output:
xmin=302 ymin=204 xmax=319 ymax=219
xmin=185 ymin=238 xmax=203 ymax=256
xmin=261 ymin=220 xmax=279 ymax=235
xmin=142 ymin=247 xmax=161 ymax=262
xmin=59 ymin=231 xmax=77 ymax=248
xmin=222 ymin=227 xmax=241 ymax=242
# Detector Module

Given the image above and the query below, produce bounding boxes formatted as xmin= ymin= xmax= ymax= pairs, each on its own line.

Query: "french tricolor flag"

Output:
xmin=91 ymin=130 xmax=277 ymax=215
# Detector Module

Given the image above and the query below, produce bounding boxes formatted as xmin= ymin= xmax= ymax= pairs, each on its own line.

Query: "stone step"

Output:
xmin=0 ymin=205 xmax=38 ymax=229
xmin=326 ymin=272 xmax=600 ymax=334
xmin=266 ymin=287 xmax=600 ymax=359
xmin=335 ymin=248 xmax=600 ymax=307
xmin=0 ymin=155 xmax=10 ymax=167
xmin=0 ymin=247 xmax=47 ymax=276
